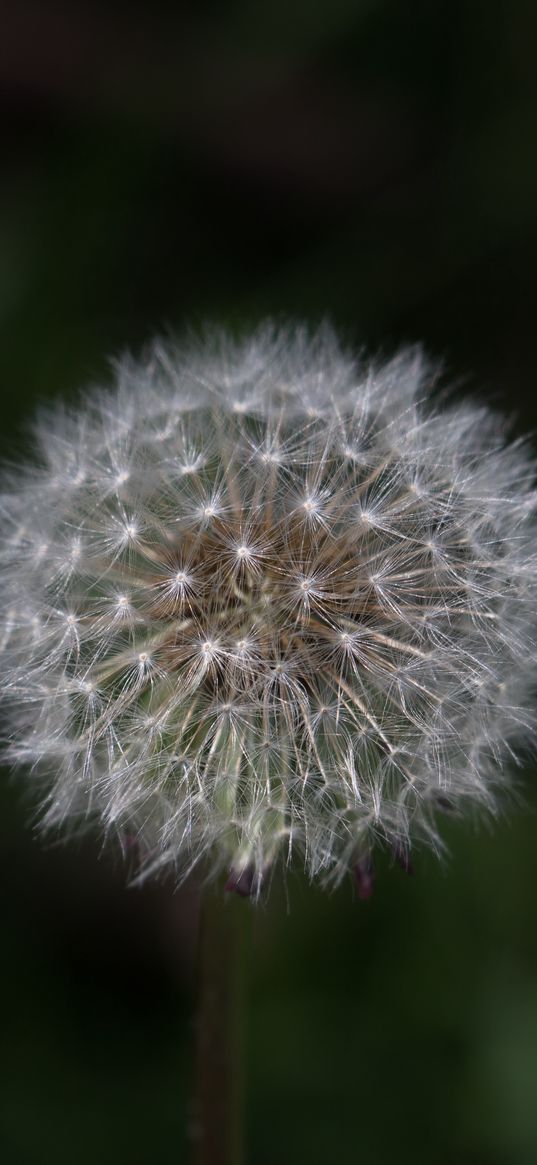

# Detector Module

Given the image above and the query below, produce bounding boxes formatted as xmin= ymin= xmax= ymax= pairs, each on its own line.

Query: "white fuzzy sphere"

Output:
xmin=1 ymin=323 xmax=536 ymax=895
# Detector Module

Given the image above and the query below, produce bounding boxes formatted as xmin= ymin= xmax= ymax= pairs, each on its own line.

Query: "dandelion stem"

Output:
xmin=191 ymin=884 xmax=250 ymax=1165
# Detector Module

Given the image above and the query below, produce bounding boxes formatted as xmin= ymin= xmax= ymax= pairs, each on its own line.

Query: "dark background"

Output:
xmin=1 ymin=2 xmax=537 ymax=1162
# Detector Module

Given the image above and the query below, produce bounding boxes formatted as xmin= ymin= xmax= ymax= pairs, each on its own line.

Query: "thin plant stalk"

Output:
xmin=191 ymin=884 xmax=250 ymax=1165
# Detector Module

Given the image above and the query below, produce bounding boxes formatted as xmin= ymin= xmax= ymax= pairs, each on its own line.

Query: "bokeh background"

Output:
xmin=1 ymin=2 xmax=537 ymax=1162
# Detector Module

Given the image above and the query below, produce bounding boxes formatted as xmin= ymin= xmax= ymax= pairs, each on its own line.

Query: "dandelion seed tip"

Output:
xmin=354 ymin=858 xmax=375 ymax=901
xmin=225 ymin=864 xmax=257 ymax=898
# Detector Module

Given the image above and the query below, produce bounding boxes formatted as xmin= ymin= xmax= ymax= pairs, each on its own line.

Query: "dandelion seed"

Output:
xmin=1 ymin=322 xmax=536 ymax=896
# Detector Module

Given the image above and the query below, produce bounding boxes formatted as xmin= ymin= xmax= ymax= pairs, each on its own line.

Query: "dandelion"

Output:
xmin=1 ymin=322 xmax=536 ymax=898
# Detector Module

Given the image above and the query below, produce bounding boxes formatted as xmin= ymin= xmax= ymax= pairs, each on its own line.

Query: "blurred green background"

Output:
xmin=1 ymin=1 xmax=537 ymax=1162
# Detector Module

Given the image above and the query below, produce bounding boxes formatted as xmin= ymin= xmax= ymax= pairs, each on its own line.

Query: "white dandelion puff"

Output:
xmin=1 ymin=322 xmax=536 ymax=897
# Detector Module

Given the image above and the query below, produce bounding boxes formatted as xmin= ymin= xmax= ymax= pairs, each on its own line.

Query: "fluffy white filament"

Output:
xmin=1 ymin=323 xmax=536 ymax=894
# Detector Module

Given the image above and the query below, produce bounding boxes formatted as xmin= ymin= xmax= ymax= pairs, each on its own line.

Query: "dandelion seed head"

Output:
xmin=1 ymin=322 xmax=536 ymax=896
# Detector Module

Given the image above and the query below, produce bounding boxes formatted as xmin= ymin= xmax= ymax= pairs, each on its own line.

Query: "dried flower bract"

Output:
xmin=1 ymin=324 xmax=536 ymax=894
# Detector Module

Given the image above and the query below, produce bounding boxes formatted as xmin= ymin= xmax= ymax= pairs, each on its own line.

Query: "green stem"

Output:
xmin=190 ymin=884 xmax=250 ymax=1165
